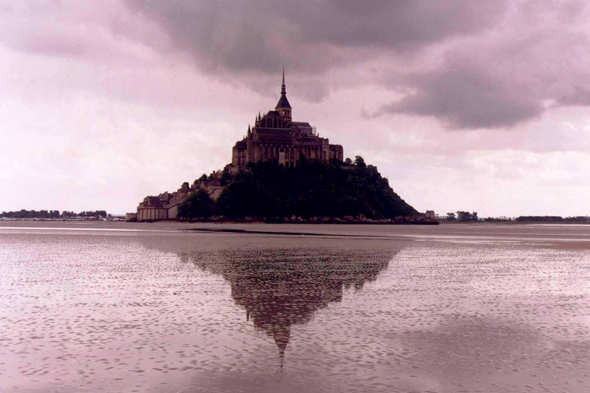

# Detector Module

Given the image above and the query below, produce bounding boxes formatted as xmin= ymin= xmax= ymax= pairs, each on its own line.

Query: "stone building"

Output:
xmin=231 ymin=71 xmax=343 ymax=171
xmin=136 ymin=176 xmax=224 ymax=222
xmin=136 ymin=196 xmax=167 ymax=222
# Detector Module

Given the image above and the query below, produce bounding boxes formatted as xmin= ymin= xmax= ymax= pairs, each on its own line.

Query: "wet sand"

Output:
xmin=0 ymin=222 xmax=589 ymax=392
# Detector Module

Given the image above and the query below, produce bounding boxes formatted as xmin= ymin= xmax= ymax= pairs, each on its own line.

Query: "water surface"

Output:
xmin=1 ymin=222 xmax=589 ymax=392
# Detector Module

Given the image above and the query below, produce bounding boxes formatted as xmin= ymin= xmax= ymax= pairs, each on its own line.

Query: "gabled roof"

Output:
xmin=292 ymin=122 xmax=311 ymax=127
xmin=264 ymin=110 xmax=281 ymax=118
xmin=292 ymin=122 xmax=313 ymax=135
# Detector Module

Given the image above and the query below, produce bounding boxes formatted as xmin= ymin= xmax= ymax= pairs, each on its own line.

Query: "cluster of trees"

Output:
xmin=515 ymin=216 xmax=590 ymax=222
xmin=564 ymin=216 xmax=590 ymax=222
xmin=445 ymin=211 xmax=479 ymax=222
xmin=178 ymin=189 xmax=214 ymax=220
xmin=1 ymin=210 xmax=107 ymax=219
xmin=77 ymin=210 xmax=107 ymax=218
xmin=179 ymin=157 xmax=417 ymax=220
xmin=442 ymin=214 xmax=590 ymax=223
xmin=483 ymin=216 xmax=512 ymax=222
xmin=1 ymin=210 xmax=61 ymax=219
xmin=516 ymin=216 xmax=563 ymax=222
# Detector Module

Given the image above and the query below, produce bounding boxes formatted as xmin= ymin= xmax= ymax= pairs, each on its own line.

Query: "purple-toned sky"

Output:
xmin=2 ymin=0 xmax=590 ymax=217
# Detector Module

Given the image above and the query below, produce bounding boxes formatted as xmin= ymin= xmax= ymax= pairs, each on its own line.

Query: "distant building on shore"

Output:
xmin=135 ymin=70 xmax=343 ymax=222
xmin=136 ymin=176 xmax=224 ymax=222
xmin=231 ymin=70 xmax=343 ymax=171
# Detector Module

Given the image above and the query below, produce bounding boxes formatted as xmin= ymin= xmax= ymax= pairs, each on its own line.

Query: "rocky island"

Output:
xmin=133 ymin=72 xmax=435 ymax=224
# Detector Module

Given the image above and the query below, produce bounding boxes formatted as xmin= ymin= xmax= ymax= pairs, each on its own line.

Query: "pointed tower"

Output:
xmin=275 ymin=68 xmax=292 ymax=120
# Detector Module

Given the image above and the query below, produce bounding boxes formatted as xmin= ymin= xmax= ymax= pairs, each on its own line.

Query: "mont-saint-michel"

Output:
xmin=5 ymin=3 xmax=590 ymax=393
xmin=134 ymin=72 xmax=426 ymax=224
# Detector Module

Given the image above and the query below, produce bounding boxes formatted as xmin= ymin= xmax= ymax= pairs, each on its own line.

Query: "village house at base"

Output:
xmin=134 ymin=72 xmax=344 ymax=222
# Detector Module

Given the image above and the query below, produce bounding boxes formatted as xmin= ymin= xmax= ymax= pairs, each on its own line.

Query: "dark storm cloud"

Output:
xmin=5 ymin=0 xmax=589 ymax=130
xmin=376 ymin=26 xmax=590 ymax=129
xmin=122 ymin=0 xmax=509 ymax=75
xmin=122 ymin=0 xmax=590 ymax=129
xmin=375 ymin=45 xmax=546 ymax=129
xmin=377 ymin=70 xmax=544 ymax=130
xmin=285 ymin=0 xmax=507 ymax=50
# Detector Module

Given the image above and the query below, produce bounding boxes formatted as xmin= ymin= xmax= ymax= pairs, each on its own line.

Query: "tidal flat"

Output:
xmin=1 ymin=222 xmax=589 ymax=393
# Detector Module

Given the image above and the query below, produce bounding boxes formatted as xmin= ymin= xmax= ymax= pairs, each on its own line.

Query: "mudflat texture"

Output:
xmin=0 ymin=222 xmax=589 ymax=392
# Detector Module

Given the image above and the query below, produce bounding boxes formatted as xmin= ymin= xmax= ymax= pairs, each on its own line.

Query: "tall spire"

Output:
xmin=276 ymin=67 xmax=292 ymax=116
xmin=281 ymin=66 xmax=286 ymax=96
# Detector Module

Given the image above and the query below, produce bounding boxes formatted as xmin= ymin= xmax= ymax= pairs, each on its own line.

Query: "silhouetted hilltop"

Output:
xmin=180 ymin=157 xmax=419 ymax=222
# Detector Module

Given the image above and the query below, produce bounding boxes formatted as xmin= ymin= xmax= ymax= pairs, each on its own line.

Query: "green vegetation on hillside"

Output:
xmin=178 ymin=189 xmax=214 ymax=219
xmin=180 ymin=157 xmax=417 ymax=221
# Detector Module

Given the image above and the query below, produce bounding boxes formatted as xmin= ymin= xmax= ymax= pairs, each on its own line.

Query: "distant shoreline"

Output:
xmin=440 ymin=220 xmax=590 ymax=225
xmin=0 ymin=217 xmax=438 ymax=225
xmin=176 ymin=217 xmax=440 ymax=225
xmin=0 ymin=218 xmax=123 ymax=222
xmin=6 ymin=217 xmax=590 ymax=225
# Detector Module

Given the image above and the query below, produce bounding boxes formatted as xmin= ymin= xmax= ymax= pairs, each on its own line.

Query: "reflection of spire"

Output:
xmin=273 ymin=324 xmax=290 ymax=374
xmin=227 ymin=250 xmax=393 ymax=373
xmin=135 ymin=238 xmax=399 ymax=375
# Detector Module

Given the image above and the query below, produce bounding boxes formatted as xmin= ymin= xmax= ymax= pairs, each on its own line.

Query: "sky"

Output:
xmin=2 ymin=0 xmax=590 ymax=217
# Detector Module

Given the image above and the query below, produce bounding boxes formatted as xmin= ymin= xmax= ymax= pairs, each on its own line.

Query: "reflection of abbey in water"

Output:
xmin=138 ymin=236 xmax=399 ymax=368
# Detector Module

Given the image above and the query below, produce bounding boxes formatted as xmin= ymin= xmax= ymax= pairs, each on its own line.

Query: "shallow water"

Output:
xmin=1 ymin=222 xmax=589 ymax=392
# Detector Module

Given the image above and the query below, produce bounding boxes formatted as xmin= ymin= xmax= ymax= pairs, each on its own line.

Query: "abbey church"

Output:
xmin=135 ymin=71 xmax=343 ymax=222
xmin=231 ymin=71 xmax=343 ymax=171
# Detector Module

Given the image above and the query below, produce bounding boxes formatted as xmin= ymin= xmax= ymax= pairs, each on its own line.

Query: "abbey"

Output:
xmin=231 ymin=71 xmax=343 ymax=171
xmin=134 ymin=71 xmax=343 ymax=222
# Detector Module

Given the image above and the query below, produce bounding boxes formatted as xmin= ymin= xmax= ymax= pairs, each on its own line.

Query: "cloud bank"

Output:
xmin=119 ymin=0 xmax=590 ymax=129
